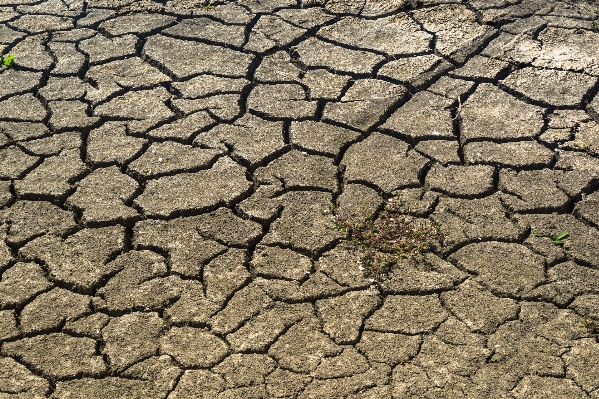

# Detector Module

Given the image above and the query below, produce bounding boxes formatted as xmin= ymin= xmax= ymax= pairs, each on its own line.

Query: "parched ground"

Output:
xmin=1 ymin=0 xmax=599 ymax=397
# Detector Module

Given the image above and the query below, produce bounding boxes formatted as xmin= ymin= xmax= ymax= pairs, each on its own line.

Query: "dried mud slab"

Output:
xmin=0 ymin=70 xmax=42 ymax=100
xmin=79 ymin=34 xmax=137 ymax=64
xmin=0 ymin=147 xmax=39 ymax=179
xmin=382 ymin=91 xmax=454 ymax=140
xmin=128 ymin=142 xmax=221 ymax=178
xmin=412 ymin=4 xmax=495 ymax=63
xmin=160 ymin=326 xmax=228 ymax=368
xmin=94 ymin=87 xmax=174 ymax=134
xmin=86 ymin=122 xmax=146 ymax=166
xmin=432 ymin=194 xmax=527 ymax=254
xmin=318 ymin=14 xmax=432 ymax=56
xmin=134 ymin=157 xmax=251 ymax=218
xmin=20 ymin=287 xmax=90 ymax=334
xmin=382 ymin=253 xmax=467 ymax=295
xmin=342 ymin=133 xmax=428 ymax=193
xmin=48 ymin=100 xmax=101 ymax=131
xmin=85 ymin=58 xmax=170 ymax=104
xmin=2 ymin=200 xmax=77 ymax=245
xmin=0 ymin=357 xmax=49 ymax=396
xmin=0 ymin=181 xmax=12 ymax=209
xmin=1 ymin=333 xmax=107 ymax=379
xmin=379 ymin=54 xmax=452 ymax=88
xmin=425 ymin=164 xmax=495 ymax=198
xmin=195 ymin=114 xmax=284 ymax=167
xmin=171 ymin=94 xmax=242 ymax=121
xmin=294 ymin=37 xmax=385 ymax=74
xmin=451 ymin=55 xmax=509 ymax=80
xmin=501 ymin=67 xmax=597 ymax=107
xmin=99 ymin=13 xmax=176 ymax=35
xmin=102 ymin=312 xmax=164 ymax=371
xmin=261 ymin=190 xmax=345 ymax=256
xmin=441 ymin=280 xmax=519 ymax=334
xmin=533 ymin=27 xmax=599 ymax=76
xmin=173 ymin=75 xmax=248 ymax=99
xmin=50 ymin=41 xmax=86 ymax=76
xmin=460 ymin=84 xmax=545 ymax=143
xmin=203 ymin=248 xmax=251 ymax=306
xmin=19 ymin=226 xmax=126 ymax=291
xmin=302 ymin=69 xmax=350 ymax=100
xmin=464 ymin=141 xmax=553 ymax=168
xmin=147 ymin=111 xmax=215 ymax=141
xmin=245 ymin=15 xmax=306 ymax=52
xmin=38 ymin=76 xmax=88 ymax=101
xmin=255 ymin=150 xmax=338 ymax=191
xmin=15 ymin=150 xmax=86 ymax=200
xmin=66 ymin=166 xmax=139 ymax=225
xmin=52 ymin=357 xmax=179 ymax=399
xmin=0 ymin=262 xmax=52 ymax=308
xmin=247 ymin=84 xmax=317 ymax=119
xmin=210 ymin=284 xmax=273 ymax=334
xmin=499 ymin=169 xmax=571 ymax=213
xmin=365 ymin=294 xmax=448 ymax=334
xmin=94 ymin=250 xmax=181 ymax=312
xmin=316 ymin=290 xmax=381 ymax=344
xmin=268 ymin=317 xmax=342 ymax=373
xmin=133 ymin=216 xmax=226 ymax=277
xmin=448 ymin=242 xmax=545 ymax=297
xmin=324 ymin=79 xmax=407 ymax=131
xmin=227 ymin=303 xmax=313 ymax=352
xmin=143 ymin=35 xmax=254 ymax=78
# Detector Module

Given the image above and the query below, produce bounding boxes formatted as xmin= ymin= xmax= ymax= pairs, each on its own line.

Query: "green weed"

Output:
xmin=333 ymin=194 xmax=443 ymax=284
xmin=1 ymin=54 xmax=14 ymax=68
xmin=534 ymin=231 xmax=569 ymax=245
xmin=580 ymin=316 xmax=596 ymax=331
xmin=577 ymin=142 xmax=597 ymax=157
xmin=198 ymin=1 xmax=214 ymax=9
xmin=399 ymin=355 xmax=412 ymax=364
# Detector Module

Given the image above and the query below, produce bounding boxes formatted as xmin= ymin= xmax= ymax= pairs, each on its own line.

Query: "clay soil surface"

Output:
xmin=1 ymin=0 xmax=599 ymax=397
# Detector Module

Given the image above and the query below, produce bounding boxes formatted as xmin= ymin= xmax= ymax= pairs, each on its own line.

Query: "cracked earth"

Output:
xmin=1 ymin=0 xmax=599 ymax=397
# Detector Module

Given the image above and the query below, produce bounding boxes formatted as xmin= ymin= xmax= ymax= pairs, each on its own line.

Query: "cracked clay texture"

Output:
xmin=1 ymin=0 xmax=599 ymax=397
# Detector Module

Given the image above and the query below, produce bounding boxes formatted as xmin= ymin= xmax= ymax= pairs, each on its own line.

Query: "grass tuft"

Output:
xmin=580 ymin=316 xmax=597 ymax=331
xmin=1 ymin=54 xmax=14 ymax=69
xmin=333 ymin=194 xmax=443 ymax=285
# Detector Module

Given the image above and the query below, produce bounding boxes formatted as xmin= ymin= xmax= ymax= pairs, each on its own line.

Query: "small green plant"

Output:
xmin=534 ymin=231 xmax=569 ymax=245
xmin=577 ymin=142 xmax=597 ymax=157
xmin=580 ymin=316 xmax=596 ymax=331
xmin=333 ymin=194 xmax=443 ymax=284
xmin=399 ymin=355 xmax=412 ymax=364
xmin=1 ymin=54 xmax=14 ymax=68
xmin=274 ymin=304 xmax=296 ymax=311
